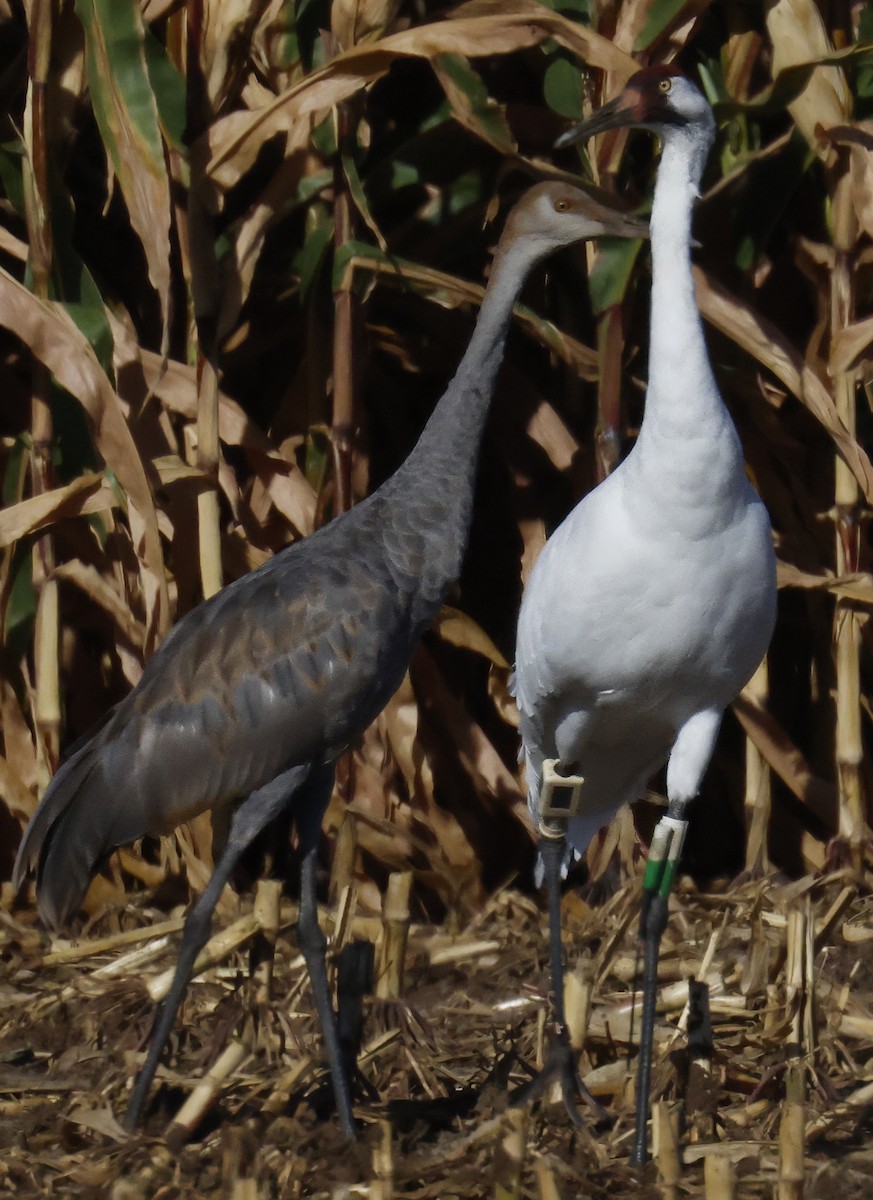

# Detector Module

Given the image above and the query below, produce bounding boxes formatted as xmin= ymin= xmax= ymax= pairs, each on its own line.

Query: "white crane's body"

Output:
xmin=513 ymin=68 xmax=776 ymax=1161
xmin=516 ymin=356 xmax=775 ymax=853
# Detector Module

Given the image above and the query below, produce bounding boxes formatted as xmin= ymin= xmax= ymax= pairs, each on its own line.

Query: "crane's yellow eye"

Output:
xmin=659 ymin=78 xmax=672 ymax=93
xmin=555 ymin=199 xmax=569 ymax=212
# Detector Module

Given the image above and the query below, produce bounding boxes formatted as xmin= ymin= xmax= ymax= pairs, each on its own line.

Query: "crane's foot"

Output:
xmin=510 ymin=1029 xmax=609 ymax=1127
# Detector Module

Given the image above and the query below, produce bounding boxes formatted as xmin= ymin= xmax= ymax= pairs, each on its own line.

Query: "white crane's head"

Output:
xmin=501 ymin=181 xmax=647 ymax=257
xmin=555 ymin=66 xmax=714 ymax=148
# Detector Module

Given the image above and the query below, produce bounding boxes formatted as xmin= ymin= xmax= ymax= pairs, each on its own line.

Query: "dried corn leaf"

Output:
xmin=0 ymin=474 xmax=112 ymax=547
xmin=331 ymin=0 xmax=402 ymax=50
xmin=733 ymin=690 xmax=835 ymax=826
xmin=432 ymin=606 xmax=508 ymax=668
xmin=695 ymin=267 xmax=873 ymax=503
xmin=0 ymin=269 xmax=169 ymax=635
xmin=765 ymin=0 xmax=851 ymax=159
xmin=345 ymin=246 xmax=600 ymax=380
xmin=204 ymin=6 xmax=635 ymax=187
xmin=0 ymin=754 xmax=35 ymax=821
xmin=52 ymin=560 xmax=145 ymax=648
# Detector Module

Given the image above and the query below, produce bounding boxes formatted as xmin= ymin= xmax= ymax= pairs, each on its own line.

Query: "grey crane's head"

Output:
xmin=555 ymin=66 xmax=714 ymax=148
xmin=500 ymin=182 xmax=647 ymax=259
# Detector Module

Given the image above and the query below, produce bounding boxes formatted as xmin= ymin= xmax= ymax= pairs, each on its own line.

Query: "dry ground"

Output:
xmin=1 ymin=870 xmax=872 ymax=1199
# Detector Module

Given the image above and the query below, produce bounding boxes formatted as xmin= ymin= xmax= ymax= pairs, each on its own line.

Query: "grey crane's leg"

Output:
xmin=124 ymin=762 xmax=312 ymax=1131
xmin=292 ymin=764 xmax=357 ymax=1140
xmin=632 ymin=709 xmax=720 ymax=1166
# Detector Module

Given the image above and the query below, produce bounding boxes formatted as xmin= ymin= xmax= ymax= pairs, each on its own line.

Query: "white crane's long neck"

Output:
xmin=635 ymin=125 xmax=743 ymax=483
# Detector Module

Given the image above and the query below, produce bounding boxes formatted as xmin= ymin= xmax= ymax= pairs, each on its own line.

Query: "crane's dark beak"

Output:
xmin=554 ymin=94 xmax=639 ymax=148
xmin=556 ymin=88 xmax=689 ymax=149
xmin=605 ymin=210 xmax=649 ymax=240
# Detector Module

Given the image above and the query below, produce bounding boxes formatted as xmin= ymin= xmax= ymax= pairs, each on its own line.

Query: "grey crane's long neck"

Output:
xmin=414 ymin=237 xmax=534 ymax=467
xmin=381 ymin=237 xmax=537 ymax=615
xmin=634 ymin=120 xmax=744 ymax=486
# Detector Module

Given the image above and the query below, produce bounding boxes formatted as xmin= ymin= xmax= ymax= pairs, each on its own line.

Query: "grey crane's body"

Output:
xmin=18 ymin=447 xmax=472 ymax=931
xmin=514 ymin=70 xmax=776 ymax=1160
xmin=13 ymin=181 xmax=647 ymax=1137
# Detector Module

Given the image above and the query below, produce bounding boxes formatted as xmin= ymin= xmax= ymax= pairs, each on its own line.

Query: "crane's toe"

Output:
xmin=510 ymin=1029 xmax=609 ymax=1127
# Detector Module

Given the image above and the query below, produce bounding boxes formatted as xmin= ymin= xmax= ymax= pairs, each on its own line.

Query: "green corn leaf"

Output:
xmin=50 ymin=386 xmax=98 ymax=482
xmin=635 ymin=0 xmax=690 ymax=52
xmin=297 ymin=220 xmax=334 ymax=300
xmin=49 ymin=180 xmax=115 ymax=374
xmin=431 ymin=54 xmax=515 ymax=154
xmin=142 ymin=26 xmax=186 ymax=153
xmin=5 ymin=543 xmax=35 ymax=660
xmin=332 ymin=238 xmax=389 ymax=292
xmin=304 ymin=426 xmax=332 ymax=493
xmin=544 ymin=56 xmax=586 ymax=119
xmin=341 ymin=149 xmax=387 ymax=251
xmin=536 ymin=0 xmax=594 ymax=19
xmin=2 ymin=435 xmax=29 ymax=508
xmin=74 ymin=0 xmax=174 ymax=339
xmin=588 ymin=236 xmax=645 ymax=316
xmin=857 ymin=9 xmax=873 ymax=112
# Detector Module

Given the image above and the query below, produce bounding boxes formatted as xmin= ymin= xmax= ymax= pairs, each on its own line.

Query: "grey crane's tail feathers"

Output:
xmin=12 ymin=741 xmax=120 ymax=929
xmin=12 ymin=740 xmax=97 ymax=886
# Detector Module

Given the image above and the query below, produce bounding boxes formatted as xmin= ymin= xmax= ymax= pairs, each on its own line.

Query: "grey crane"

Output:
xmin=13 ymin=182 xmax=647 ymax=1138
xmin=514 ymin=69 xmax=776 ymax=1162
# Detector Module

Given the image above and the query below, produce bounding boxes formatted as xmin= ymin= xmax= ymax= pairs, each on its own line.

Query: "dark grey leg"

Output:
xmin=336 ymin=941 xmax=376 ymax=1097
xmin=293 ymin=763 xmax=356 ymax=1138
xmin=124 ymin=763 xmax=312 ymax=1131
xmin=543 ymin=834 xmax=569 ymax=1033
xmin=631 ymin=813 xmax=687 ymax=1166
xmin=511 ymin=835 xmax=606 ymax=1124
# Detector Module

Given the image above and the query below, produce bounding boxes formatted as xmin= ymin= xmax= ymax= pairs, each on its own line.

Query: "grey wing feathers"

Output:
xmin=14 ymin=510 xmax=418 ymax=927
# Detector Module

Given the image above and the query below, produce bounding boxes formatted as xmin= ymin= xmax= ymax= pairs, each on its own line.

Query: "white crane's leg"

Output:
xmin=632 ymin=708 xmax=722 ymax=1166
xmin=512 ymin=761 xmax=606 ymax=1123
xmin=125 ymin=762 xmax=312 ymax=1131
xmin=292 ymin=763 xmax=357 ymax=1139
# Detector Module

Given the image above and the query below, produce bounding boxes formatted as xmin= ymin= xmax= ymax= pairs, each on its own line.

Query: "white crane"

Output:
xmin=513 ymin=67 xmax=776 ymax=1163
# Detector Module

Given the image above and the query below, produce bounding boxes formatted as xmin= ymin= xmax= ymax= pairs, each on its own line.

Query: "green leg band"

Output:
xmin=642 ymin=816 xmax=688 ymax=896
